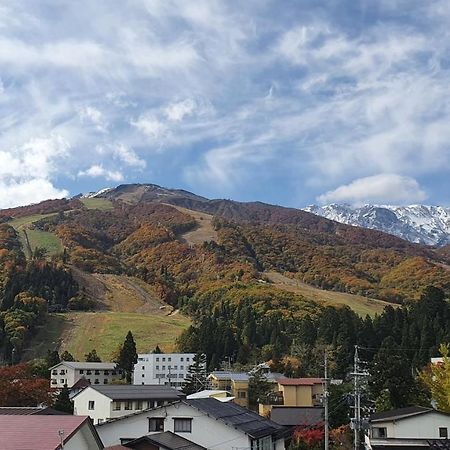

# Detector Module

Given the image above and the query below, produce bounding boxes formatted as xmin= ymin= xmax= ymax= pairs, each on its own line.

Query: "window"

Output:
xmin=104 ymin=379 xmax=108 ymax=384
xmin=149 ymin=418 xmax=165 ymax=432
xmin=94 ymin=379 xmax=99 ymax=384
xmin=238 ymin=391 xmax=247 ymax=399
xmin=88 ymin=401 xmax=95 ymax=410
xmin=174 ymin=418 xmax=192 ymax=433
xmin=174 ymin=365 xmax=178 ymax=370
xmin=104 ymin=370 xmax=109 ymax=375
xmin=180 ymin=365 xmax=184 ymax=370
xmin=59 ymin=370 xmax=65 ymax=375
xmin=51 ymin=379 xmax=57 ymax=384
xmin=180 ymin=357 xmax=184 ymax=362
xmin=97 ymin=419 xmax=103 ymax=424
xmin=372 ymin=427 xmax=387 ymax=438
xmin=136 ymin=401 xmax=143 ymax=410
xmin=162 ymin=357 xmax=166 ymax=362
xmin=147 ymin=400 xmax=155 ymax=408
xmin=113 ymin=401 xmax=121 ymax=411
xmin=179 ymin=374 xmax=184 ymax=378
xmin=94 ymin=370 xmax=100 ymax=375
xmin=168 ymin=357 xmax=172 ymax=362
xmin=124 ymin=401 xmax=133 ymax=410
xmin=162 ymin=366 xmax=166 ymax=370
xmin=186 ymin=357 xmax=190 ymax=362
xmin=79 ymin=369 xmax=84 ymax=374
xmin=142 ymin=374 xmax=145 ymax=378
xmin=156 ymin=365 xmax=159 ymax=370
xmin=251 ymin=436 xmax=272 ymax=450
xmin=440 ymin=428 xmax=448 ymax=438
xmin=111 ymin=371 xmax=116 ymax=375
xmin=86 ymin=370 xmax=92 ymax=375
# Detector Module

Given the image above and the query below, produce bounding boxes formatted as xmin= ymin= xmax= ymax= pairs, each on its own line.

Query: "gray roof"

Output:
xmin=270 ymin=407 xmax=324 ymax=427
xmin=209 ymin=371 xmax=284 ymax=383
xmin=186 ymin=398 xmax=286 ymax=439
xmin=0 ymin=407 xmax=69 ymax=416
xmin=90 ymin=385 xmax=185 ymax=401
xmin=51 ymin=361 xmax=117 ymax=370
xmin=125 ymin=431 xmax=205 ymax=450
xmin=371 ymin=406 xmax=434 ymax=422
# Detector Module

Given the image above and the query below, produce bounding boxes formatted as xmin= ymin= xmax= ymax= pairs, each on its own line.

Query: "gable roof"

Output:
xmin=371 ymin=406 xmax=435 ymax=422
xmin=270 ymin=406 xmax=324 ymax=427
xmin=209 ymin=371 xmax=285 ymax=383
xmin=185 ymin=398 xmax=286 ymax=439
xmin=0 ymin=415 xmax=102 ymax=450
xmin=278 ymin=378 xmax=323 ymax=386
xmin=0 ymin=406 xmax=69 ymax=415
xmin=50 ymin=361 xmax=117 ymax=370
xmin=80 ymin=384 xmax=185 ymax=401
xmin=125 ymin=431 xmax=206 ymax=450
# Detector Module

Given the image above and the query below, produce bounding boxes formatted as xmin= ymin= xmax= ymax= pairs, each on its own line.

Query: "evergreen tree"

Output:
xmin=152 ymin=345 xmax=163 ymax=354
xmin=117 ymin=331 xmax=138 ymax=383
xmin=182 ymin=353 xmax=207 ymax=395
xmin=53 ymin=385 xmax=73 ymax=414
xmin=85 ymin=349 xmax=101 ymax=362
xmin=46 ymin=350 xmax=60 ymax=368
xmin=248 ymin=366 xmax=272 ymax=409
xmin=60 ymin=350 xmax=75 ymax=362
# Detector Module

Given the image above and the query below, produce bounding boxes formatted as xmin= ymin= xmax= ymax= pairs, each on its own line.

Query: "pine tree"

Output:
xmin=85 ymin=349 xmax=101 ymax=362
xmin=248 ymin=366 xmax=272 ymax=408
xmin=117 ymin=331 xmax=138 ymax=383
xmin=53 ymin=385 xmax=73 ymax=413
xmin=60 ymin=351 xmax=75 ymax=362
xmin=182 ymin=353 xmax=207 ymax=395
xmin=46 ymin=350 xmax=60 ymax=368
xmin=152 ymin=345 xmax=163 ymax=354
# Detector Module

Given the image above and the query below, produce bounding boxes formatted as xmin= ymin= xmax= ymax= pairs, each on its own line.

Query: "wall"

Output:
xmin=232 ymin=380 xmax=249 ymax=408
xmin=64 ymin=422 xmax=102 ymax=450
xmin=73 ymin=388 xmax=112 ymax=425
xmin=280 ymin=385 xmax=313 ymax=407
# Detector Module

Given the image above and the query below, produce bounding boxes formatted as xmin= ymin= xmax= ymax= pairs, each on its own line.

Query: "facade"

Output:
xmin=0 ymin=415 xmax=103 ymax=450
xmin=50 ymin=361 xmax=121 ymax=388
xmin=367 ymin=406 xmax=450 ymax=449
xmin=133 ymin=353 xmax=197 ymax=389
xmin=74 ymin=385 xmax=185 ymax=425
xmin=97 ymin=398 xmax=286 ymax=450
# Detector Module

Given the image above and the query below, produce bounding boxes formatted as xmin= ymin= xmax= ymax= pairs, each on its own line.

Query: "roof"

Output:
xmin=125 ymin=431 xmax=206 ymax=450
xmin=270 ymin=407 xmax=324 ymax=427
xmin=371 ymin=406 xmax=434 ymax=422
xmin=84 ymin=384 xmax=185 ymax=400
xmin=71 ymin=377 xmax=91 ymax=390
xmin=278 ymin=378 xmax=324 ymax=386
xmin=50 ymin=361 xmax=117 ymax=370
xmin=186 ymin=398 xmax=286 ymax=439
xmin=209 ymin=371 xmax=284 ymax=383
xmin=0 ymin=415 xmax=100 ymax=450
xmin=0 ymin=406 xmax=69 ymax=416
xmin=187 ymin=390 xmax=230 ymax=399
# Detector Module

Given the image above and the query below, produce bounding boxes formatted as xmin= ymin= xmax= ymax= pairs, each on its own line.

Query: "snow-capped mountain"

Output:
xmin=304 ymin=204 xmax=450 ymax=246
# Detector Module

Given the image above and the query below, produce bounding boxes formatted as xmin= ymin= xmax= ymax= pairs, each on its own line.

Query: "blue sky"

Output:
xmin=0 ymin=0 xmax=449 ymax=208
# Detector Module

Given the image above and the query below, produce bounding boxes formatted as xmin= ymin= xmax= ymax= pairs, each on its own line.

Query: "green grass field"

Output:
xmin=8 ymin=213 xmax=56 ymax=228
xmin=80 ymin=198 xmax=114 ymax=210
xmin=59 ymin=312 xmax=190 ymax=360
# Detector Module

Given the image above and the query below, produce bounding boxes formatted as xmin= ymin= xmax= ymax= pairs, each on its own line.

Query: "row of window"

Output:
xmin=153 ymin=373 xmax=185 ymax=379
xmin=372 ymin=427 xmax=448 ymax=439
xmin=141 ymin=365 xmax=187 ymax=371
xmin=79 ymin=369 xmax=118 ymax=376
xmin=149 ymin=417 xmax=192 ymax=433
xmin=53 ymin=378 xmax=109 ymax=385
xmin=155 ymin=357 xmax=190 ymax=363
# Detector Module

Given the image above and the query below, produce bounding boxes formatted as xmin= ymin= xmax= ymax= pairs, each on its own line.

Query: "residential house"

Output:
xmin=73 ymin=385 xmax=185 ymax=424
xmin=0 ymin=415 xmax=103 ymax=450
xmin=187 ymin=390 xmax=234 ymax=402
xmin=97 ymin=397 xmax=287 ymax=450
xmin=367 ymin=406 xmax=450 ymax=449
xmin=133 ymin=353 xmax=199 ymax=389
xmin=105 ymin=431 xmax=205 ymax=450
xmin=270 ymin=406 xmax=324 ymax=429
xmin=50 ymin=361 xmax=122 ymax=388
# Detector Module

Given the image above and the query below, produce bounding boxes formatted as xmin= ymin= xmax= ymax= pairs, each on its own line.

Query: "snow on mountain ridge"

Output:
xmin=304 ymin=204 xmax=450 ymax=246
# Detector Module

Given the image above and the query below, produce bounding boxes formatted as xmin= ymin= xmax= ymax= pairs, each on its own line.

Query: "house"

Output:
xmin=208 ymin=370 xmax=284 ymax=408
xmin=367 ymin=406 xmax=450 ymax=449
xmin=0 ymin=415 xmax=103 ymax=450
xmin=187 ymin=389 xmax=234 ymax=402
xmin=133 ymin=353 xmax=199 ymax=389
xmin=97 ymin=397 xmax=287 ymax=450
xmin=105 ymin=431 xmax=206 ymax=450
xmin=73 ymin=385 xmax=186 ymax=424
xmin=270 ymin=406 xmax=324 ymax=429
xmin=50 ymin=361 xmax=122 ymax=388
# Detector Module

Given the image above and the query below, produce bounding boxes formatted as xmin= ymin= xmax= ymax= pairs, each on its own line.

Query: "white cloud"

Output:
xmin=317 ymin=174 xmax=427 ymax=205
xmin=130 ymin=115 xmax=168 ymax=140
xmin=164 ymin=99 xmax=196 ymax=122
xmin=78 ymin=164 xmax=124 ymax=182
xmin=79 ymin=106 xmax=107 ymax=132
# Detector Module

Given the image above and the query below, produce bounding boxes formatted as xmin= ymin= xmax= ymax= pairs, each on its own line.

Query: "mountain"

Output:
xmin=304 ymin=204 xmax=450 ymax=247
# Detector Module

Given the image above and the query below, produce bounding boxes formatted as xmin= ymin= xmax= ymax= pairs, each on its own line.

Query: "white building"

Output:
xmin=96 ymin=397 xmax=286 ymax=450
xmin=367 ymin=406 xmax=450 ymax=449
xmin=50 ymin=361 xmax=121 ymax=388
xmin=133 ymin=353 xmax=198 ymax=389
xmin=73 ymin=384 xmax=185 ymax=425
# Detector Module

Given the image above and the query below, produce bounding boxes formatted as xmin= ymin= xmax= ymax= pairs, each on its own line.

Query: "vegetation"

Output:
xmin=116 ymin=331 xmax=138 ymax=383
xmin=182 ymin=352 xmax=207 ymax=395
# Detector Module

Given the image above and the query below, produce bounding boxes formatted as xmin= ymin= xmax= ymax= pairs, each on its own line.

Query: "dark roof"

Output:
xmin=185 ymin=398 xmax=286 ymax=439
xmin=270 ymin=407 xmax=324 ymax=427
xmin=71 ymin=377 xmax=91 ymax=390
xmin=0 ymin=415 xmax=102 ymax=450
xmin=125 ymin=431 xmax=206 ymax=450
xmin=89 ymin=384 xmax=185 ymax=401
xmin=0 ymin=407 xmax=69 ymax=415
xmin=278 ymin=378 xmax=323 ymax=386
xmin=371 ymin=406 xmax=433 ymax=422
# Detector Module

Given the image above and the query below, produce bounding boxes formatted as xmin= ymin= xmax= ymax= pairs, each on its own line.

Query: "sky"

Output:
xmin=0 ymin=0 xmax=449 ymax=209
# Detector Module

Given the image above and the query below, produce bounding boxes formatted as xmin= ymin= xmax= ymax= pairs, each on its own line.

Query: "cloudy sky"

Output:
xmin=0 ymin=0 xmax=449 ymax=209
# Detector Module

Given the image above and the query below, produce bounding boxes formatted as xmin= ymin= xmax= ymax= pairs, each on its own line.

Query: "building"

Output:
xmin=0 ymin=415 xmax=103 ymax=450
xmin=50 ymin=361 xmax=122 ymax=388
xmin=97 ymin=397 xmax=286 ymax=450
xmin=187 ymin=390 xmax=234 ymax=402
xmin=0 ymin=406 xmax=70 ymax=415
xmin=367 ymin=406 xmax=450 ymax=449
xmin=133 ymin=353 xmax=197 ymax=389
xmin=270 ymin=406 xmax=324 ymax=429
xmin=73 ymin=385 xmax=185 ymax=424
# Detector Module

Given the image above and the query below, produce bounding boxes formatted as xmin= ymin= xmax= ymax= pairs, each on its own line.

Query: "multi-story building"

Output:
xmin=73 ymin=384 xmax=185 ymax=424
xmin=49 ymin=361 xmax=122 ymax=388
xmin=133 ymin=353 xmax=198 ymax=389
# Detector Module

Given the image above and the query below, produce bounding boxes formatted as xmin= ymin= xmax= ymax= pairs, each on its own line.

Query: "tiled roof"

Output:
xmin=0 ymin=407 xmax=69 ymax=415
xmin=87 ymin=384 xmax=185 ymax=400
xmin=186 ymin=398 xmax=286 ymax=439
xmin=278 ymin=377 xmax=323 ymax=386
xmin=0 ymin=415 xmax=96 ymax=450
xmin=270 ymin=406 xmax=324 ymax=427
xmin=371 ymin=406 xmax=434 ymax=422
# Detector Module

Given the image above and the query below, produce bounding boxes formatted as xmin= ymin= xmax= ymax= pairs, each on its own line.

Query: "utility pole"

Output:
xmin=324 ymin=352 xmax=329 ymax=450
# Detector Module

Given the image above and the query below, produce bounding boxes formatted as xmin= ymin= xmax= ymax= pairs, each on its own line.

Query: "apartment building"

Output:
xmin=50 ymin=361 xmax=122 ymax=388
xmin=133 ymin=353 xmax=197 ymax=389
